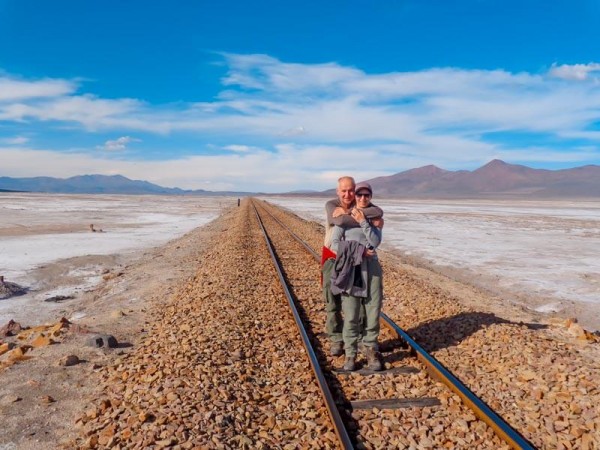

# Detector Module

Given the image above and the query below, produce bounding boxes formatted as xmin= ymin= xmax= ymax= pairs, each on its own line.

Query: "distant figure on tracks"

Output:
xmin=322 ymin=177 xmax=383 ymax=364
xmin=329 ymin=181 xmax=385 ymax=372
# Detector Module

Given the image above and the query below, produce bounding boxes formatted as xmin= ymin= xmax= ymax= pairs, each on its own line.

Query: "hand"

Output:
xmin=363 ymin=248 xmax=377 ymax=257
xmin=332 ymin=207 xmax=348 ymax=218
xmin=351 ymin=208 xmax=366 ymax=223
xmin=371 ymin=217 xmax=384 ymax=229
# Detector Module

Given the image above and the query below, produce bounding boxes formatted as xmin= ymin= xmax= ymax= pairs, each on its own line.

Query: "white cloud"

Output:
xmin=0 ymin=76 xmax=76 ymax=101
xmin=1 ymin=136 xmax=29 ymax=145
xmin=97 ymin=136 xmax=141 ymax=152
xmin=221 ymin=53 xmax=362 ymax=93
xmin=223 ymin=144 xmax=266 ymax=153
xmin=0 ymin=95 xmax=142 ymax=130
xmin=549 ymin=63 xmax=600 ymax=81
xmin=279 ymin=126 xmax=306 ymax=137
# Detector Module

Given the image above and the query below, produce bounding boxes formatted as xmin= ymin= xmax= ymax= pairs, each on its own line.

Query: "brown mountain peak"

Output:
xmin=478 ymin=159 xmax=510 ymax=170
xmin=489 ymin=159 xmax=507 ymax=165
xmin=405 ymin=164 xmax=448 ymax=176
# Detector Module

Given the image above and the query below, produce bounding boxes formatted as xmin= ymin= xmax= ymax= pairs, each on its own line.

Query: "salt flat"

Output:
xmin=265 ymin=196 xmax=600 ymax=330
xmin=0 ymin=193 xmax=232 ymax=324
xmin=2 ymin=193 xmax=599 ymax=331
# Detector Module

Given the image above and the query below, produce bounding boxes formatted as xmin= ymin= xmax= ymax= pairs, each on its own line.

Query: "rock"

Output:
xmin=564 ymin=317 xmax=578 ymax=328
xmin=518 ymin=369 xmax=537 ymax=382
xmin=232 ymin=349 xmax=245 ymax=361
xmin=0 ymin=342 xmax=15 ymax=356
xmin=51 ymin=317 xmax=71 ymax=332
xmin=1 ymin=394 xmax=22 ymax=404
xmin=40 ymin=395 xmax=55 ymax=404
xmin=6 ymin=346 xmax=31 ymax=361
xmin=156 ymin=437 xmax=176 ymax=447
xmin=0 ymin=319 xmax=23 ymax=337
xmin=568 ymin=323 xmax=586 ymax=338
xmin=110 ymin=310 xmax=125 ymax=319
xmin=0 ymin=281 xmax=27 ymax=300
xmin=102 ymin=272 xmax=124 ymax=281
xmin=85 ymin=436 xmax=99 ymax=448
xmin=44 ymin=295 xmax=75 ymax=303
xmin=59 ymin=355 xmax=81 ymax=366
xmin=69 ymin=324 xmax=90 ymax=334
xmin=31 ymin=334 xmax=54 ymax=348
xmin=138 ymin=411 xmax=153 ymax=423
xmin=86 ymin=334 xmax=118 ymax=348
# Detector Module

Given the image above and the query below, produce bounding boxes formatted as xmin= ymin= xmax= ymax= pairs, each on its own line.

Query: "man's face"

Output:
xmin=337 ymin=179 xmax=355 ymax=208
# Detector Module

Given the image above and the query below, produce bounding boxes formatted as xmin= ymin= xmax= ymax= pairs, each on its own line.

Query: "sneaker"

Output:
xmin=342 ymin=356 xmax=357 ymax=372
xmin=365 ymin=347 xmax=384 ymax=371
xmin=330 ymin=341 xmax=344 ymax=357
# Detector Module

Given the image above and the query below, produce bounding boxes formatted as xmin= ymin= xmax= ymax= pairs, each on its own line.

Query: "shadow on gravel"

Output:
xmin=382 ymin=347 xmax=413 ymax=365
xmin=407 ymin=312 xmax=548 ymax=353
xmin=116 ymin=342 xmax=134 ymax=349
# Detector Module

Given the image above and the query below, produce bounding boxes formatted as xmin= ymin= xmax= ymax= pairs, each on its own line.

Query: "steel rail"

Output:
xmin=251 ymin=201 xmax=354 ymax=449
xmin=379 ymin=313 xmax=535 ymax=450
xmin=257 ymin=199 xmax=537 ymax=450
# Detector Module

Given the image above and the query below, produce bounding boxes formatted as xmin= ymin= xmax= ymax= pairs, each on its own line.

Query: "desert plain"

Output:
xmin=0 ymin=193 xmax=599 ymax=448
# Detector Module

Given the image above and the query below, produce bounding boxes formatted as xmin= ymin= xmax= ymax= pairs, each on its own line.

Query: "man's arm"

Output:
xmin=325 ymin=198 xmax=360 ymax=228
xmin=362 ymin=203 xmax=383 ymax=219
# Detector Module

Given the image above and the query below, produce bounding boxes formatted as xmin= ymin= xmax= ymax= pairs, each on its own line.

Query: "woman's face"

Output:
xmin=356 ymin=190 xmax=371 ymax=208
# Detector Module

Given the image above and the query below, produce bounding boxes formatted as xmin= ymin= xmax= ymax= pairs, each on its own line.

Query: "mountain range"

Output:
xmin=324 ymin=160 xmax=600 ymax=198
xmin=0 ymin=174 xmax=251 ymax=196
xmin=1 ymin=160 xmax=600 ymax=197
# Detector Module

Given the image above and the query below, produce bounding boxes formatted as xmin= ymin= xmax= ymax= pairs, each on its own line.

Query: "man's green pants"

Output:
xmin=323 ymin=257 xmax=374 ymax=347
xmin=322 ymin=258 xmax=343 ymax=343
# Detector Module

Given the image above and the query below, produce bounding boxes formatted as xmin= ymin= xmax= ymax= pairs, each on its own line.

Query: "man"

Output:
xmin=322 ymin=176 xmax=383 ymax=357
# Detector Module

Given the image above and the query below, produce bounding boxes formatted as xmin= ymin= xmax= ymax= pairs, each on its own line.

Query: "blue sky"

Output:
xmin=1 ymin=0 xmax=600 ymax=192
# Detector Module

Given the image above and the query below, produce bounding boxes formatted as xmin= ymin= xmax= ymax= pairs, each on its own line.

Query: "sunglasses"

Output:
xmin=356 ymin=192 xmax=371 ymax=198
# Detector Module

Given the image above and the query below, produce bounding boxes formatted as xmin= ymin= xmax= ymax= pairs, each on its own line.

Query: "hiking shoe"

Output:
xmin=365 ymin=347 xmax=384 ymax=371
xmin=357 ymin=342 xmax=367 ymax=355
xmin=342 ymin=356 xmax=357 ymax=372
xmin=330 ymin=341 xmax=344 ymax=357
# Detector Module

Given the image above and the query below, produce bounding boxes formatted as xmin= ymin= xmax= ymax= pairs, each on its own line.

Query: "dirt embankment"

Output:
xmin=0 ymin=209 xmax=231 ymax=449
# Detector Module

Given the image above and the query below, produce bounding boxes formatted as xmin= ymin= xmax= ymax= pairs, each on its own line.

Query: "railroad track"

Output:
xmin=251 ymin=198 xmax=536 ymax=450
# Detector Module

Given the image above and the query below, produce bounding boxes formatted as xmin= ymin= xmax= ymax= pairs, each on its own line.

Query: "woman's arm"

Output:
xmin=351 ymin=208 xmax=382 ymax=248
xmin=360 ymin=220 xmax=382 ymax=249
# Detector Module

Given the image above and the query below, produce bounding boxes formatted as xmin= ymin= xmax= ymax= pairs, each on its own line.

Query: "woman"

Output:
xmin=330 ymin=182 xmax=384 ymax=371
